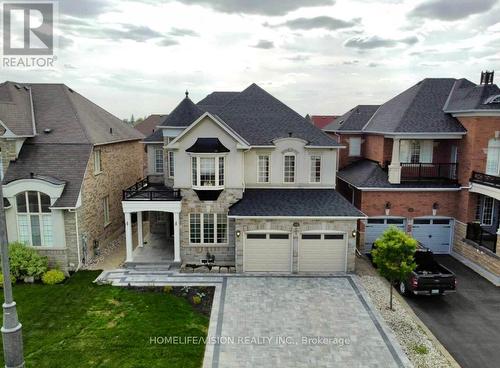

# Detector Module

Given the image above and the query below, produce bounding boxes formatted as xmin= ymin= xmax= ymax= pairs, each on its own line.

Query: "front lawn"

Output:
xmin=0 ymin=271 xmax=210 ymax=368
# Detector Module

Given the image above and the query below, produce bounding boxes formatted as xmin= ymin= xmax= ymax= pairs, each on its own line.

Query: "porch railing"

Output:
xmin=400 ymin=163 xmax=458 ymax=182
xmin=122 ymin=176 xmax=181 ymax=201
xmin=466 ymin=222 xmax=497 ymax=253
xmin=470 ymin=171 xmax=500 ymax=189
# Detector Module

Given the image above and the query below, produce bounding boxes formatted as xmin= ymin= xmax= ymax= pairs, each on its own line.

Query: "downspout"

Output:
xmin=69 ymin=209 xmax=82 ymax=271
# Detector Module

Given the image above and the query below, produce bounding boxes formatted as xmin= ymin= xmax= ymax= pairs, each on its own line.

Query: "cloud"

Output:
xmin=368 ymin=62 xmax=379 ymax=67
xmin=343 ymin=59 xmax=359 ymax=65
xmin=59 ymin=0 xmax=113 ymax=18
xmin=286 ymin=54 xmax=311 ymax=62
xmin=105 ymin=24 xmax=164 ymax=42
xmin=409 ymin=0 xmax=497 ymax=21
xmin=252 ymin=40 xmax=274 ymax=49
xmin=158 ymin=38 xmax=179 ymax=47
xmin=168 ymin=28 xmax=199 ymax=37
xmin=344 ymin=35 xmax=418 ymax=49
xmin=277 ymin=16 xmax=361 ymax=30
xmin=178 ymin=0 xmax=335 ymax=16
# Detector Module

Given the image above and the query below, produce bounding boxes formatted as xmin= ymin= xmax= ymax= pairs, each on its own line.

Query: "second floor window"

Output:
xmin=348 ymin=137 xmax=361 ymax=157
xmin=283 ymin=153 xmax=296 ymax=183
xmin=486 ymin=138 xmax=500 ymax=176
xmin=258 ymin=155 xmax=270 ymax=183
xmin=94 ymin=150 xmax=102 ymax=174
xmin=155 ymin=148 xmax=164 ymax=174
xmin=400 ymin=140 xmax=433 ymax=163
xmin=310 ymin=156 xmax=321 ymax=183
xmin=168 ymin=151 xmax=175 ymax=177
xmin=191 ymin=156 xmax=225 ymax=188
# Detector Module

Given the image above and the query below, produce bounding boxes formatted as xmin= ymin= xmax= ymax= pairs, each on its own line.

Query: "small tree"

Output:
xmin=372 ymin=227 xmax=417 ymax=310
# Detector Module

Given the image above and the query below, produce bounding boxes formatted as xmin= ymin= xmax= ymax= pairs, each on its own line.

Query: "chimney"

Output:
xmin=480 ymin=70 xmax=494 ymax=85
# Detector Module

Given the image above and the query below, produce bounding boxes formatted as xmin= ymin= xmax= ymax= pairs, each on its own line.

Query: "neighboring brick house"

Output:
xmin=323 ymin=71 xmax=500 ymax=285
xmin=134 ymin=114 xmax=166 ymax=136
xmin=0 ymin=82 xmax=144 ymax=272
xmin=308 ymin=115 xmax=338 ymax=130
xmin=123 ymin=84 xmax=364 ymax=273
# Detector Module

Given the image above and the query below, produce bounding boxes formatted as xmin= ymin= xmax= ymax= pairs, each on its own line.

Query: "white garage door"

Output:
xmin=412 ymin=218 xmax=453 ymax=254
xmin=364 ymin=218 xmax=406 ymax=252
xmin=244 ymin=233 xmax=292 ymax=272
xmin=299 ymin=233 xmax=347 ymax=272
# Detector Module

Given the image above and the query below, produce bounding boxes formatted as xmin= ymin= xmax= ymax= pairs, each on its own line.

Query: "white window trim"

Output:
xmin=348 ymin=137 xmax=361 ymax=157
xmin=481 ymin=197 xmax=495 ymax=226
xmin=93 ymin=150 xmax=102 ymax=175
xmin=309 ymin=155 xmax=322 ymax=183
xmin=103 ymin=195 xmax=111 ymax=227
xmin=168 ymin=151 xmax=174 ymax=178
xmin=154 ymin=147 xmax=164 ymax=174
xmin=189 ymin=213 xmax=228 ymax=245
xmin=257 ymin=154 xmax=271 ymax=183
xmin=283 ymin=153 xmax=296 ymax=184
xmin=191 ymin=154 xmax=226 ymax=190
xmin=16 ymin=191 xmax=53 ymax=247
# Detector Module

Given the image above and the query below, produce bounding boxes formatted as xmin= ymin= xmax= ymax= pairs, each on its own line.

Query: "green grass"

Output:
xmin=0 ymin=271 xmax=209 ymax=368
xmin=412 ymin=344 xmax=429 ymax=355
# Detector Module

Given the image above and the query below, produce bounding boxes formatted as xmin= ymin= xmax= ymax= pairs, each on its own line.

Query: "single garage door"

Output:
xmin=412 ymin=218 xmax=453 ymax=254
xmin=364 ymin=218 xmax=406 ymax=252
xmin=299 ymin=233 xmax=347 ymax=272
xmin=244 ymin=232 xmax=291 ymax=272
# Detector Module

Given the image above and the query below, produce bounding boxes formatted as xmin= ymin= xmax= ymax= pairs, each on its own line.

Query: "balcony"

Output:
xmin=122 ymin=177 xmax=181 ymax=201
xmin=466 ymin=222 xmax=498 ymax=253
xmin=400 ymin=163 xmax=458 ymax=183
xmin=470 ymin=171 xmax=500 ymax=189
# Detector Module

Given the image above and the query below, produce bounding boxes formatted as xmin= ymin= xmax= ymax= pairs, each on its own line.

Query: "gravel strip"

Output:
xmin=359 ymin=275 xmax=453 ymax=368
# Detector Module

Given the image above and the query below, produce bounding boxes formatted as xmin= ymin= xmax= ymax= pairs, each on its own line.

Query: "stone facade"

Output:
xmin=179 ymin=188 xmax=242 ymax=264
xmin=234 ymin=218 xmax=357 ymax=273
xmin=0 ymin=138 xmax=18 ymax=176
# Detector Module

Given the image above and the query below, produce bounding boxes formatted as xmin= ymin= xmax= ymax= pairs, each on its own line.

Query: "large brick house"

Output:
xmin=123 ymin=84 xmax=364 ymax=273
xmin=0 ymin=82 xmax=144 ymax=272
xmin=324 ymin=71 xmax=500 ymax=285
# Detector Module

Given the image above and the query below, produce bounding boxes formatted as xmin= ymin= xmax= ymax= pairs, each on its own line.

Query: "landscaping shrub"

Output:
xmin=6 ymin=243 xmax=48 ymax=280
xmin=42 ymin=269 xmax=66 ymax=285
xmin=0 ymin=273 xmax=16 ymax=287
xmin=192 ymin=295 xmax=202 ymax=305
xmin=163 ymin=285 xmax=173 ymax=294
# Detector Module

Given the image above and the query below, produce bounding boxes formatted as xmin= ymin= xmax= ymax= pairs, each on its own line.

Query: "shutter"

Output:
xmin=420 ymin=140 xmax=434 ymax=163
xmin=399 ymin=140 xmax=410 ymax=163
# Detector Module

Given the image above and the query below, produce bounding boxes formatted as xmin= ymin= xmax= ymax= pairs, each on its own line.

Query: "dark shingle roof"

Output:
xmin=363 ymin=79 xmax=466 ymax=134
xmin=228 ymin=189 xmax=364 ymax=217
xmin=337 ymin=159 xmax=460 ymax=189
xmin=445 ymin=79 xmax=500 ymax=112
xmin=3 ymin=143 xmax=92 ymax=207
xmin=324 ymin=105 xmax=379 ymax=132
xmin=0 ymin=82 xmax=34 ymax=136
xmin=159 ymin=96 xmax=204 ymax=127
xmin=135 ymin=114 xmax=166 ymax=136
xmin=197 ymin=92 xmax=239 ymax=113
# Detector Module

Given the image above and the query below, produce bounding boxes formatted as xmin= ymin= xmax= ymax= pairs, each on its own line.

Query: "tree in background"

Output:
xmin=371 ymin=227 xmax=417 ymax=310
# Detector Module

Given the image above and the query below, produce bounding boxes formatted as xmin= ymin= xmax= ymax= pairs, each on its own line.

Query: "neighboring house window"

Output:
xmin=189 ymin=213 xmax=228 ymax=244
xmin=310 ymin=155 xmax=321 ymax=183
xmin=348 ymin=137 xmax=361 ymax=157
xmin=191 ymin=156 xmax=225 ymax=188
xmin=168 ymin=151 xmax=174 ymax=177
xmin=94 ymin=150 xmax=102 ymax=174
xmin=16 ymin=191 xmax=52 ymax=247
xmin=283 ymin=153 xmax=296 ymax=183
xmin=481 ymin=197 xmax=495 ymax=226
xmin=155 ymin=148 xmax=164 ymax=174
xmin=258 ymin=155 xmax=270 ymax=183
xmin=400 ymin=140 xmax=433 ymax=163
xmin=103 ymin=196 xmax=110 ymax=226
xmin=486 ymin=138 xmax=500 ymax=176
xmin=410 ymin=141 xmax=420 ymax=163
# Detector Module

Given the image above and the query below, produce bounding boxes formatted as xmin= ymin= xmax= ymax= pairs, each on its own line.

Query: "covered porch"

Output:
xmin=122 ymin=178 xmax=182 ymax=264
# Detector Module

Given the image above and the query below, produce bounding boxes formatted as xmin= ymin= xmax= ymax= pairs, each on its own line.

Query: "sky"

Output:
xmin=2 ymin=0 xmax=500 ymax=119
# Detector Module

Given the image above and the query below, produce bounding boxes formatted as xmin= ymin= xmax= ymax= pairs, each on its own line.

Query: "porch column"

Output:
xmin=173 ymin=211 xmax=181 ymax=263
xmin=125 ymin=212 xmax=133 ymax=263
xmin=388 ymin=138 xmax=402 ymax=184
xmin=137 ymin=211 xmax=144 ymax=248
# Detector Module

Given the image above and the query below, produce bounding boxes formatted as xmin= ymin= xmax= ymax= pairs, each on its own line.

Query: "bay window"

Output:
xmin=16 ymin=191 xmax=52 ymax=247
xmin=191 ymin=155 xmax=225 ymax=189
xmin=189 ymin=213 xmax=228 ymax=244
xmin=283 ymin=153 xmax=296 ymax=183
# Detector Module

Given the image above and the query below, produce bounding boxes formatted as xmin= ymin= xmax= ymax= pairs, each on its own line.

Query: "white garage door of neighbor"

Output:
xmin=364 ymin=218 xmax=406 ymax=252
xmin=412 ymin=218 xmax=453 ymax=254
xmin=244 ymin=233 xmax=292 ymax=272
xmin=299 ymin=233 xmax=347 ymax=272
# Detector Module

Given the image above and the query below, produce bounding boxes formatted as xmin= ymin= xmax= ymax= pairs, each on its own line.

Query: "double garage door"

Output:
xmin=365 ymin=217 xmax=452 ymax=254
xmin=244 ymin=232 xmax=347 ymax=273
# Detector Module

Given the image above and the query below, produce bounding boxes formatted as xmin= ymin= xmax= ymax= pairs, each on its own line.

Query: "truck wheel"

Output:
xmin=399 ymin=281 xmax=408 ymax=296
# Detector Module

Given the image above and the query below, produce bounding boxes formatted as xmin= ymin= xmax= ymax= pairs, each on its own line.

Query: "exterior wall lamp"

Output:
xmin=352 ymin=229 xmax=357 ymax=238
xmin=432 ymin=202 xmax=439 ymax=216
xmin=236 ymin=230 xmax=241 ymax=238
xmin=385 ymin=202 xmax=391 ymax=216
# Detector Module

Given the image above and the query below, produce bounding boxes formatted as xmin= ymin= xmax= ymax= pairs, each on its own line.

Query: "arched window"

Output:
xmin=16 ymin=191 xmax=52 ymax=246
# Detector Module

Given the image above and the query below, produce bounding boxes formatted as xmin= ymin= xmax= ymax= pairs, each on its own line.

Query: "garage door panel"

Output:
xmin=412 ymin=218 xmax=452 ymax=254
xmin=299 ymin=234 xmax=346 ymax=272
xmin=244 ymin=234 xmax=291 ymax=272
xmin=365 ymin=218 xmax=406 ymax=252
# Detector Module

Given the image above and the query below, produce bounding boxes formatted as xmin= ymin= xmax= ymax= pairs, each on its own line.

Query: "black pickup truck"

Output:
xmin=398 ymin=249 xmax=456 ymax=296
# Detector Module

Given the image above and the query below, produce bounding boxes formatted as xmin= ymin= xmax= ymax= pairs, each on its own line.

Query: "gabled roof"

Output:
xmin=149 ymin=84 xmax=340 ymax=147
xmin=3 ymin=143 xmax=92 ymax=208
xmin=310 ymin=115 xmax=337 ymax=129
xmin=228 ymin=189 xmax=365 ymax=217
xmin=0 ymin=82 xmax=34 ymax=136
xmin=135 ymin=114 xmax=166 ymax=136
xmin=445 ymin=79 xmax=500 ymax=112
xmin=363 ymin=79 xmax=466 ymax=134
xmin=0 ymin=82 xmax=144 ymax=144
xmin=324 ymin=105 xmax=379 ymax=132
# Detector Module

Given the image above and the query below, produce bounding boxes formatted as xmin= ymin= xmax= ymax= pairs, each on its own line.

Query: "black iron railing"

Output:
xmin=471 ymin=171 xmax=500 ymax=189
xmin=400 ymin=163 xmax=458 ymax=182
xmin=122 ymin=177 xmax=181 ymax=201
xmin=466 ymin=222 xmax=497 ymax=253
